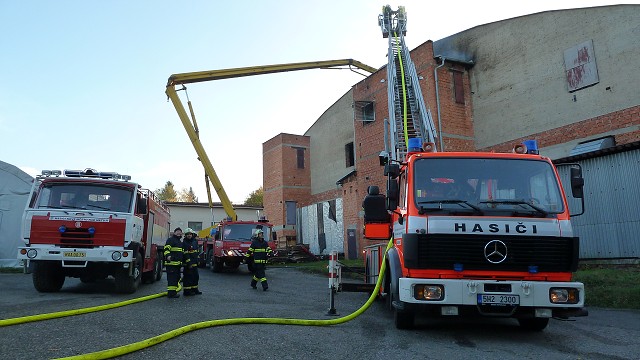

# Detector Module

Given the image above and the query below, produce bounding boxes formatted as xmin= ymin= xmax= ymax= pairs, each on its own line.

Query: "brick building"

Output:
xmin=263 ymin=5 xmax=640 ymax=258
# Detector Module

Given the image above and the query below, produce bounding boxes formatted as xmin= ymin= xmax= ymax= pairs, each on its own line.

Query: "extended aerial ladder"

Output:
xmin=166 ymin=59 xmax=377 ymax=221
xmin=379 ymin=5 xmax=438 ymax=162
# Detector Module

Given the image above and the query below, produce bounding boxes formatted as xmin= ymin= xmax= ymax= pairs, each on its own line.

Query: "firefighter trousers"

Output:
xmin=251 ymin=263 xmax=268 ymax=290
xmin=166 ymin=265 xmax=181 ymax=295
xmin=183 ymin=266 xmax=200 ymax=294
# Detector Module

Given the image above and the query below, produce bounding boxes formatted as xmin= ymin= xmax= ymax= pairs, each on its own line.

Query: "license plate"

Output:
xmin=63 ymin=251 xmax=86 ymax=258
xmin=477 ymin=294 xmax=520 ymax=305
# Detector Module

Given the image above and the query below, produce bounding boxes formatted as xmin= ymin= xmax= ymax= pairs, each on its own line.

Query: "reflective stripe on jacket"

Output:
xmin=164 ymin=235 xmax=184 ymax=266
xmin=183 ymin=236 xmax=199 ymax=268
xmin=245 ymin=237 xmax=273 ymax=263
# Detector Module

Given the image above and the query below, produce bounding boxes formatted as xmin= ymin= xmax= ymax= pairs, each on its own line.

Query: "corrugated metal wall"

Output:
xmin=297 ymin=199 xmax=344 ymax=255
xmin=559 ymin=149 xmax=640 ymax=260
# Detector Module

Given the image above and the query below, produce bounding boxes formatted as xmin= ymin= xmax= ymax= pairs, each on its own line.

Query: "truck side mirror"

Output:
xmin=384 ymin=163 xmax=400 ymax=179
xmin=136 ymin=197 xmax=148 ymax=214
xmin=570 ymin=167 xmax=584 ymax=199
xmin=386 ymin=179 xmax=399 ymax=210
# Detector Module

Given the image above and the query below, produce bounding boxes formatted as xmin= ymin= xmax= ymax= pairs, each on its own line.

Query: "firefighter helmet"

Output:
xmin=254 ymin=229 xmax=264 ymax=235
xmin=184 ymin=227 xmax=196 ymax=235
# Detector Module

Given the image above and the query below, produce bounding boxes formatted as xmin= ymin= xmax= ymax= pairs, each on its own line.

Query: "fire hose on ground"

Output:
xmin=0 ymin=238 xmax=393 ymax=360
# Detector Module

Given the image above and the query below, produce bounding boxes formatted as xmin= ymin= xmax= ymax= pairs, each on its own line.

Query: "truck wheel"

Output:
xmin=518 ymin=318 xmax=549 ymax=331
xmin=32 ymin=261 xmax=65 ymax=293
xmin=207 ymin=250 xmax=215 ymax=272
xmin=115 ymin=253 xmax=142 ymax=294
xmin=143 ymin=253 xmax=162 ymax=284
xmin=394 ymin=309 xmax=414 ymax=329
xmin=212 ymin=253 xmax=223 ymax=273
xmin=154 ymin=253 xmax=163 ymax=281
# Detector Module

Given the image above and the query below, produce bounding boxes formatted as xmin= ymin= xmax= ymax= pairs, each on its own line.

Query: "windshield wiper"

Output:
xmin=417 ymin=199 xmax=483 ymax=214
xmin=479 ymin=200 xmax=549 ymax=216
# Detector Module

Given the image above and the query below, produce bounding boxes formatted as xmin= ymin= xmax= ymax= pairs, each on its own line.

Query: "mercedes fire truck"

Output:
xmin=362 ymin=5 xmax=588 ymax=330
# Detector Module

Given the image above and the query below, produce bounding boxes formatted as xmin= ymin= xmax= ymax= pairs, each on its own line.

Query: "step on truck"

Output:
xmin=362 ymin=5 xmax=588 ymax=330
xmin=18 ymin=168 xmax=170 ymax=294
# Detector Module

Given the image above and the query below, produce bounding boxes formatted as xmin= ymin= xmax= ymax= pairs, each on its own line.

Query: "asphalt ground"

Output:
xmin=1 ymin=266 xmax=639 ymax=360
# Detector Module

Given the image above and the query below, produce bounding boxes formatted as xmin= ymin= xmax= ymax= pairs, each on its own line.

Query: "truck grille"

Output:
xmin=403 ymin=233 xmax=579 ymax=272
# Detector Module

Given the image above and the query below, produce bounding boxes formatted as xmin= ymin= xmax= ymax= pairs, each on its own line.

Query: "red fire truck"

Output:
xmin=18 ymin=168 xmax=170 ymax=294
xmin=362 ymin=6 xmax=587 ymax=330
xmin=204 ymin=217 xmax=276 ymax=272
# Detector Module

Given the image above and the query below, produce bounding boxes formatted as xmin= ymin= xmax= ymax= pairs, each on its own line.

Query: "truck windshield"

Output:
xmin=413 ymin=158 xmax=564 ymax=215
xmin=221 ymin=224 xmax=271 ymax=241
xmin=35 ymin=183 xmax=134 ymax=213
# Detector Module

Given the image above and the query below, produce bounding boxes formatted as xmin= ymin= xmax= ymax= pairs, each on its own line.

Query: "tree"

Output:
xmin=178 ymin=187 xmax=198 ymax=203
xmin=155 ymin=181 xmax=178 ymax=202
xmin=244 ymin=186 xmax=263 ymax=207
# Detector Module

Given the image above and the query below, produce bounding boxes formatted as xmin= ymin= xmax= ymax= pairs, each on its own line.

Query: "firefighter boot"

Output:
xmin=251 ymin=278 xmax=257 ymax=289
xmin=184 ymin=289 xmax=194 ymax=296
xmin=262 ymin=280 xmax=269 ymax=292
xmin=193 ymin=287 xmax=203 ymax=295
xmin=167 ymin=290 xmax=180 ymax=299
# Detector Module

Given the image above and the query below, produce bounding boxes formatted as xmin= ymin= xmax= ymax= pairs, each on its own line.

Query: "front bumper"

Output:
xmin=18 ymin=245 xmax=133 ymax=267
xmin=397 ymin=278 xmax=587 ymax=318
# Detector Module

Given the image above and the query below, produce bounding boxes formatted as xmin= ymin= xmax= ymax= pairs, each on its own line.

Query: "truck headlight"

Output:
xmin=550 ymin=287 xmax=580 ymax=304
xmin=414 ymin=284 xmax=444 ymax=301
xmin=112 ymin=252 xmax=122 ymax=261
xmin=27 ymin=249 xmax=38 ymax=259
xmin=227 ymin=250 xmax=234 ymax=256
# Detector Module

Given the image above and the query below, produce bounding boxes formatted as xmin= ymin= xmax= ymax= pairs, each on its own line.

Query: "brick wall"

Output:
xmin=480 ymin=105 xmax=640 ymax=153
xmin=263 ymin=133 xmax=311 ymax=245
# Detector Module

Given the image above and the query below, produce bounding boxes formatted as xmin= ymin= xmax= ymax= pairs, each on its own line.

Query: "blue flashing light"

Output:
xmin=528 ymin=265 xmax=539 ymax=274
xmin=523 ymin=140 xmax=539 ymax=155
xmin=58 ymin=225 xmax=67 ymax=233
xmin=453 ymin=263 xmax=464 ymax=272
xmin=88 ymin=227 xmax=96 ymax=235
xmin=407 ymin=137 xmax=422 ymax=152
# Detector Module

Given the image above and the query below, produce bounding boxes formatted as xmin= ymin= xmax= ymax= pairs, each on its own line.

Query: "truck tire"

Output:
xmin=115 ymin=253 xmax=142 ymax=294
xmin=142 ymin=253 xmax=162 ymax=284
xmin=518 ymin=318 xmax=549 ymax=331
xmin=154 ymin=253 xmax=163 ymax=281
xmin=32 ymin=261 xmax=65 ymax=293
xmin=211 ymin=253 xmax=223 ymax=273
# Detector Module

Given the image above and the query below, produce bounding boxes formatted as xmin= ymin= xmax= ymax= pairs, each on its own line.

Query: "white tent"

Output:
xmin=0 ymin=160 xmax=33 ymax=268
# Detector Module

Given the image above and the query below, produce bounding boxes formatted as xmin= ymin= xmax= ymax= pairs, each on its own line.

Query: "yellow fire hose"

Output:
xmin=2 ymin=238 xmax=392 ymax=359
xmin=0 ymin=280 xmax=182 ymax=327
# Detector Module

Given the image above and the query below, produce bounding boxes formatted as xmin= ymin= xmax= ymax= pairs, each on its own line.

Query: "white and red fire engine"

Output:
xmin=18 ymin=168 xmax=170 ymax=294
xmin=203 ymin=216 xmax=276 ymax=272
xmin=361 ymin=6 xmax=587 ymax=330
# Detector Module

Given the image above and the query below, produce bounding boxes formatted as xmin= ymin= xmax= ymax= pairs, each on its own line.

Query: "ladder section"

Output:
xmin=379 ymin=5 xmax=437 ymax=162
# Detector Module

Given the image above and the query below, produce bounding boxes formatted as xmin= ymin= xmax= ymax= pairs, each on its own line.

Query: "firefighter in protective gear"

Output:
xmin=182 ymin=228 xmax=202 ymax=296
xmin=245 ymin=228 xmax=273 ymax=291
xmin=164 ymin=227 xmax=184 ymax=298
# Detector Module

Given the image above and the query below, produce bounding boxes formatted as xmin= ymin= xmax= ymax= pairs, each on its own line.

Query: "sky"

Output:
xmin=0 ymin=0 xmax=631 ymax=204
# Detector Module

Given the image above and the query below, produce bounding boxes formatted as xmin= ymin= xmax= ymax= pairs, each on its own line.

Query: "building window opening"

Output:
xmin=345 ymin=142 xmax=355 ymax=167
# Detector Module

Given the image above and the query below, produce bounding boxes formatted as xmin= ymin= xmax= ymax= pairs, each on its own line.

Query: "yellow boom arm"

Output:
xmin=166 ymin=59 xmax=377 ymax=220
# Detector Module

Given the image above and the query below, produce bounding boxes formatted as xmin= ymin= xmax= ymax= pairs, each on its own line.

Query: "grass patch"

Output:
xmin=0 ymin=267 xmax=24 ymax=274
xmin=574 ymin=266 xmax=640 ymax=309
xmin=283 ymin=259 xmax=640 ymax=310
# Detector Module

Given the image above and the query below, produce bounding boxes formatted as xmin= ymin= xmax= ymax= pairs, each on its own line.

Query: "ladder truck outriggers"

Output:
xmin=362 ymin=5 xmax=588 ymax=330
xmin=18 ymin=168 xmax=169 ymax=294
xmin=165 ymin=60 xmax=376 ymax=272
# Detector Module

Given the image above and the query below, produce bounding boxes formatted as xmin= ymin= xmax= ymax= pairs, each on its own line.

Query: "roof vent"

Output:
xmin=569 ymin=136 xmax=615 ymax=156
